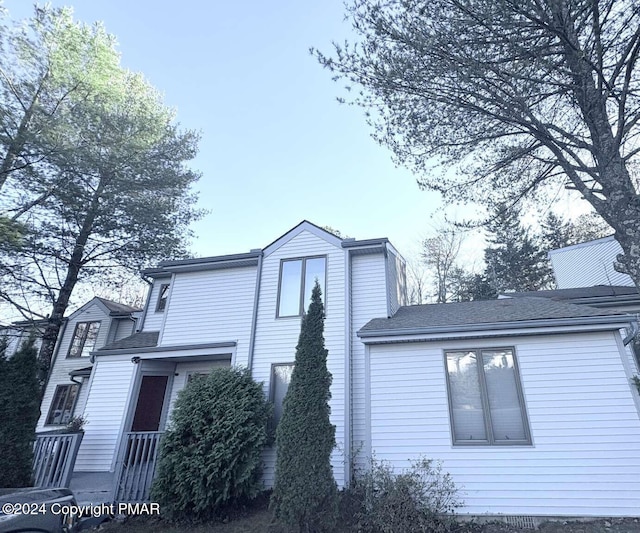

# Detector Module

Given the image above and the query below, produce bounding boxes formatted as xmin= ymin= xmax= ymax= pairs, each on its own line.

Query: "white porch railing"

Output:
xmin=113 ymin=431 xmax=164 ymax=503
xmin=32 ymin=432 xmax=84 ymax=488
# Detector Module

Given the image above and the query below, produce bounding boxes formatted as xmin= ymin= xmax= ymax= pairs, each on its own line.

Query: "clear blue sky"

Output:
xmin=3 ymin=0 xmax=446 ymax=260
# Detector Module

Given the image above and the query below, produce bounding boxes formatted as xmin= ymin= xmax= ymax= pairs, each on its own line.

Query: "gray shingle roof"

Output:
xmin=98 ymin=331 xmax=159 ymax=351
xmin=359 ymin=297 xmax=630 ymax=335
xmin=502 ymin=285 xmax=638 ymax=301
xmin=95 ymin=297 xmax=141 ymax=314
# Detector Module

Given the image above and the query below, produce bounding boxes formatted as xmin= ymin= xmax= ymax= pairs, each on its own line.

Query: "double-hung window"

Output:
xmin=46 ymin=384 xmax=79 ymax=425
xmin=67 ymin=321 xmax=100 ymax=358
xmin=445 ymin=348 xmax=530 ymax=445
xmin=277 ymin=256 xmax=326 ymax=317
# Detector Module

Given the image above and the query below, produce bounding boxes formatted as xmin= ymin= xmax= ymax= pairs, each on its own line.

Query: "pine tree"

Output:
xmin=484 ymin=208 xmax=551 ymax=293
xmin=541 ymin=212 xmax=575 ymax=252
xmin=271 ymin=281 xmax=337 ymax=532
xmin=0 ymin=338 xmax=41 ymax=487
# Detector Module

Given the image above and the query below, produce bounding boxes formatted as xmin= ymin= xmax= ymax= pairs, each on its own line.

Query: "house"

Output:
xmin=548 ymin=235 xmax=634 ymax=289
xmin=36 ymin=297 xmax=141 ymax=431
xmin=0 ymin=318 xmax=46 ymax=358
xmin=67 ymin=221 xmax=640 ymax=518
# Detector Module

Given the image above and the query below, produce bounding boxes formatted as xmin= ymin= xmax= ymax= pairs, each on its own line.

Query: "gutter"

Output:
xmin=247 ymin=251 xmax=264 ymax=375
xmin=97 ymin=340 xmax=236 ymax=357
xmin=358 ymin=314 xmax=637 ymax=339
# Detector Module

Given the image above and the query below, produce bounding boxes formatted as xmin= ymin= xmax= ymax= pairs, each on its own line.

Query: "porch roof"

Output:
xmin=97 ymin=331 xmax=159 ymax=352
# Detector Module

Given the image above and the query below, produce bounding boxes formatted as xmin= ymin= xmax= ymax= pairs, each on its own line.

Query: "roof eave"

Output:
xmin=357 ymin=314 xmax=636 ymax=340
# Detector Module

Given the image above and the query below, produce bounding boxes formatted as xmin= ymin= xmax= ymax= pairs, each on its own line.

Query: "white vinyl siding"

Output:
xmin=37 ymin=302 xmax=111 ymax=430
xmin=253 ymin=230 xmax=346 ymax=487
xmin=166 ymin=359 xmax=232 ymax=420
xmin=142 ymin=279 xmax=171 ymax=332
xmin=111 ymin=318 xmax=136 ymax=343
xmin=365 ymin=332 xmax=640 ymax=516
xmin=74 ymin=359 xmax=136 ymax=472
xmin=549 ymin=237 xmax=634 ymax=289
xmin=350 ymin=252 xmax=388 ymax=471
xmin=386 ymin=247 xmax=406 ymax=316
xmin=159 ymin=267 xmax=257 ymax=366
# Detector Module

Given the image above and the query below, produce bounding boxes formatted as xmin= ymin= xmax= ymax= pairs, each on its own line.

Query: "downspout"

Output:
xmin=343 ymin=248 xmax=352 ymax=486
xmin=623 ymin=320 xmax=640 ymax=369
xmin=623 ymin=321 xmax=638 ymax=345
xmin=137 ymin=275 xmax=154 ymax=332
xmin=247 ymin=251 xmax=264 ymax=375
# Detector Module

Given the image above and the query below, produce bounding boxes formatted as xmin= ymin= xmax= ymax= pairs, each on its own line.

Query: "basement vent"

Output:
xmin=503 ymin=515 xmax=538 ymax=530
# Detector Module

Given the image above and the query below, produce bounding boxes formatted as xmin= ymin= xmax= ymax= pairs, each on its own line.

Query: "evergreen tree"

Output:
xmin=0 ymin=338 xmax=40 ymax=487
xmin=271 ymin=281 xmax=337 ymax=532
xmin=484 ymin=208 xmax=551 ymax=293
xmin=541 ymin=212 xmax=575 ymax=252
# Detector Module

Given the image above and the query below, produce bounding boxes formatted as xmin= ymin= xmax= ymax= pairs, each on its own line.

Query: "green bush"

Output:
xmin=0 ymin=338 xmax=41 ymax=488
xmin=343 ymin=457 xmax=461 ymax=533
xmin=271 ymin=281 xmax=338 ymax=532
xmin=150 ymin=367 xmax=271 ymax=521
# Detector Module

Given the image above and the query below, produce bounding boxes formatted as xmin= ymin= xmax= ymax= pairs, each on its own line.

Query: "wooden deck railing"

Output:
xmin=114 ymin=431 xmax=164 ymax=503
xmin=32 ymin=432 xmax=84 ymax=488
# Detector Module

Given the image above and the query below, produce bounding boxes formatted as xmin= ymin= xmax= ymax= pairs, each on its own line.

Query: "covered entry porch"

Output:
xmin=69 ymin=339 xmax=236 ymax=503
xmin=113 ymin=353 xmax=233 ymax=502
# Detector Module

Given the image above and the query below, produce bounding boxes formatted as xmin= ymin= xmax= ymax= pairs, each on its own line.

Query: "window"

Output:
xmin=67 ymin=321 xmax=100 ymax=358
xmin=46 ymin=384 xmax=79 ymax=425
xmin=156 ymin=284 xmax=170 ymax=312
xmin=270 ymin=363 xmax=294 ymax=427
xmin=445 ymin=348 xmax=530 ymax=445
xmin=186 ymin=372 xmax=209 ymax=384
xmin=277 ymin=256 xmax=326 ymax=317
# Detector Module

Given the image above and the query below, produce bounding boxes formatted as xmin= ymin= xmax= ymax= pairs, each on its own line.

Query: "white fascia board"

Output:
xmin=548 ymin=235 xmax=616 ymax=256
xmin=263 ymin=221 xmax=342 ymax=257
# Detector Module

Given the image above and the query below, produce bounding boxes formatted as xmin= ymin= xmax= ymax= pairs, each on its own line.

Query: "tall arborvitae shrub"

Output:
xmin=271 ymin=281 xmax=338 ymax=532
xmin=150 ymin=367 xmax=271 ymax=521
xmin=0 ymin=338 xmax=41 ymax=487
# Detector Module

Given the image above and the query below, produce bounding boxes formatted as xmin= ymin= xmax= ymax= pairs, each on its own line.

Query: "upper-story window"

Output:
xmin=67 ymin=321 xmax=101 ymax=358
xmin=156 ymin=283 xmax=170 ymax=312
xmin=277 ymin=256 xmax=326 ymax=317
xmin=444 ymin=347 xmax=531 ymax=446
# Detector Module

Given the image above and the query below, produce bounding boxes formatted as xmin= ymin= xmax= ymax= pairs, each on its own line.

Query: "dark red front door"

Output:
xmin=131 ymin=375 xmax=169 ymax=432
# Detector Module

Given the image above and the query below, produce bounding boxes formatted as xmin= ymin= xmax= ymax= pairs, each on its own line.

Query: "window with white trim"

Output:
xmin=67 ymin=321 xmax=100 ymax=358
xmin=445 ymin=348 xmax=530 ymax=445
xmin=46 ymin=384 xmax=79 ymax=425
xmin=277 ymin=257 xmax=326 ymax=317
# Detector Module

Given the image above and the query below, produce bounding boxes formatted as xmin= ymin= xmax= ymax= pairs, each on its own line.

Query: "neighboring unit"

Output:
xmin=548 ymin=235 xmax=634 ymax=289
xmin=0 ymin=319 xmax=46 ymax=358
xmin=37 ymin=297 xmax=141 ymax=432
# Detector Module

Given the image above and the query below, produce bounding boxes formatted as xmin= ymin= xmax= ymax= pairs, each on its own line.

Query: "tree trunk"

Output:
xmin=36 ymin=177 xmax=106 ymax=389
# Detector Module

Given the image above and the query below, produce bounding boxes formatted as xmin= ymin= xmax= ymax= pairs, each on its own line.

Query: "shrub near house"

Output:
xmin=150 ymin=368 xmax=271 ymax=521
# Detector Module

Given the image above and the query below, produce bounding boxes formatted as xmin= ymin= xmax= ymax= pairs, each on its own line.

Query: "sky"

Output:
xmin=3 ymin=0 xmax=453 ymax=262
